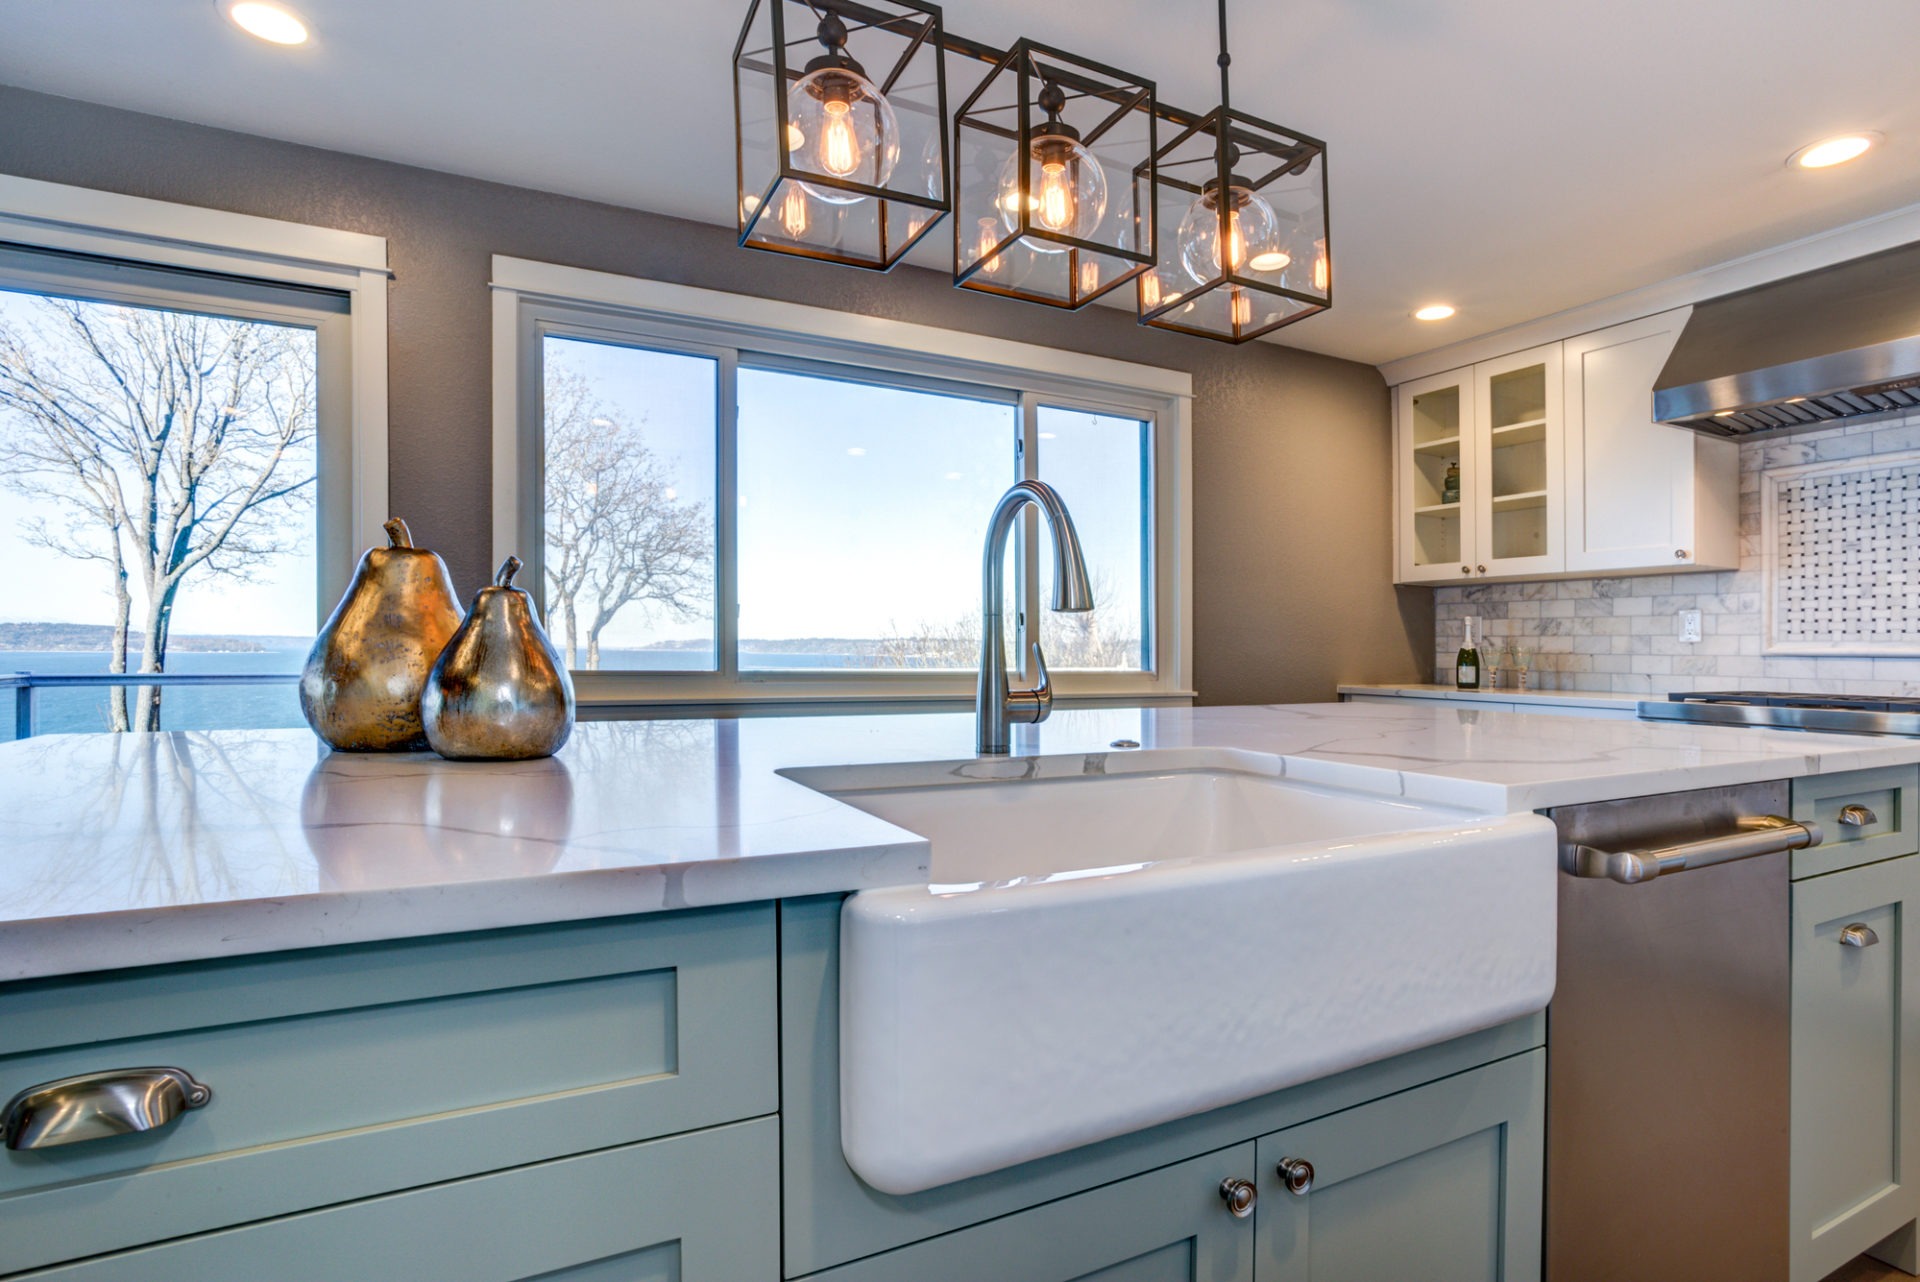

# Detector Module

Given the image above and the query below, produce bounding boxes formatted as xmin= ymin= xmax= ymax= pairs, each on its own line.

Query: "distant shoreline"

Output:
xmin=0 ymin=623 xmax=308 ymax=654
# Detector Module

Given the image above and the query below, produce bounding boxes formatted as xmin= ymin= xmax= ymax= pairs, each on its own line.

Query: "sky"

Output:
xmin=0 ymin=288 xmax=319 ymax=641
xmin=549 ymin=336 xmax=1147 ymax=651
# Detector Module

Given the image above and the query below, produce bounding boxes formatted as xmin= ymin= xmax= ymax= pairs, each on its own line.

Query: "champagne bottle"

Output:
xmin=1456 ymin=617 xmax=1482 ymax=690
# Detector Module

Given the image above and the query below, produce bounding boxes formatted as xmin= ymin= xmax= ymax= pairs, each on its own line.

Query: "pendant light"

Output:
xmin=734 ymin=0 xmax=948 ymax=270
xmin=952 ymin=41 xmax=1156 ymax=309
xmin=1138 ymin=0 xmax=1330 ymax=342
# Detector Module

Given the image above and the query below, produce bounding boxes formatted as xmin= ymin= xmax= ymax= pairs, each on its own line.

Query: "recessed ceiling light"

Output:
xmin=1247 ymin=251 xmax=1291 ymax=272
xmin=226 ymin=1 xmax=309 ymax=45
xmin=1789 ymin=133 xmax=1881 ymax=170
xmin=1413 ymin=304 xmax=1456 ymax=322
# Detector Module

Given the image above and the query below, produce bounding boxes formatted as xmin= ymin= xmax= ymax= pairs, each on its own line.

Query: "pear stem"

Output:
xmin=383 ymin=518 xmax=413 ymax=549
xmin=496 ymin=555 xmax=523 ymax=589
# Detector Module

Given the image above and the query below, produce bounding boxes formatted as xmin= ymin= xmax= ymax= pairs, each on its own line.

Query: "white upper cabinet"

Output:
xmin=1394 ymin=311 xmax=1738 ymax=585
xmin=1563 ymin=308 xmax=1738 ymax=575
xmin=1395 ymin=342 xmax=1563 ymax=584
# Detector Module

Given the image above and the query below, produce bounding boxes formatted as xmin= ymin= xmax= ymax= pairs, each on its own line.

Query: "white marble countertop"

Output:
xmin=1338 ymin=683 xmax=1643 ymax=709
xmin=6 ymin=701 xmax=1918 ymax=981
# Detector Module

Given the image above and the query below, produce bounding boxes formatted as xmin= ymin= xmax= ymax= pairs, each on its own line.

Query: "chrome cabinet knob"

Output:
xmin=3 ymin=1067 xmax=211 ymax=1151
xmin=1277 ymin=1156 xmax=1315 ymax=1195
xmin=1219 ymin=1177 xmax=1258 ymax=1218
xmin=1461 ymin=565 xmax=1472 ymax=575
xmin=1838 ymin=804 xmax=1878 ymax=828
xmin=1675 ymin=549 xmax=1690 ymax=560
xmin=1476 ymin=564 xmax=1487 ymax=574
xmin=1840 ymin=923 xmax=1880 ymax=949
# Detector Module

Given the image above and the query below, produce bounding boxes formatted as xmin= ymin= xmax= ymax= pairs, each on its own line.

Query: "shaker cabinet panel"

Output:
xmin=1253 ymin=1051 xmax=1545 ymax=1282
xmin=1791 ymin=856 xmax=1920 ymax=1282
xmin=1563 ymin=308 xmax=1738 ymax=575
xmin=19 ymin=1116 xmax=780 ymax=1282
xmin=797 ymin=1143 xmax=1257 ymax=1282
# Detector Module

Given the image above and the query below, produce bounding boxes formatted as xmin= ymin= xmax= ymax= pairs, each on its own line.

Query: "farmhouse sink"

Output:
xmin=790 ymin=753 xmax=1557 ymax=1194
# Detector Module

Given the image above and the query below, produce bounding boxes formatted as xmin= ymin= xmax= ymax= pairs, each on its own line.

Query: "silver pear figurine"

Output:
xmin=300 ymin=518 xmax=464 ymax=752
xmin=421 ymin=556 xmax=575 ymax=760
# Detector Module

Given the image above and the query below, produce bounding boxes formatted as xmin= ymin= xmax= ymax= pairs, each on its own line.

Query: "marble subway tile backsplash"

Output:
xmin=1433 ymin=412 xmax=1920 ymax=696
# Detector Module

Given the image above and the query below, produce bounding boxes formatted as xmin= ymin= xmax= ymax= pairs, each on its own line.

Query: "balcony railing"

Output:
xmin=2 ymin=671 xmax=302 ymax=741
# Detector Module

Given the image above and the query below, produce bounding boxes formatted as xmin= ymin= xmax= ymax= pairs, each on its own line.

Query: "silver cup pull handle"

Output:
xmin=1839 ymin=804 xmax=1879 ymax=828
xmin=1840 ymin=923 xmax=1880 ymax=949
xmin=3 ymin=1067 xmax=212 ymax=1151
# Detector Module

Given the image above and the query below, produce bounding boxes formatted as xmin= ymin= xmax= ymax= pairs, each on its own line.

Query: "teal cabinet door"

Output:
xmin=1791 ymin=766 xmax=1920 ymax=879
xmin=21 ymin=1117 xmax=778 ymax=1282
xmin=1254 ymin=1051 xmax=1545 ymax=1282
xmin=799 ymin=1143 xmax=1257 ymax=1282
xmin=1791 ymin=855 xmax=1920 ymax=1282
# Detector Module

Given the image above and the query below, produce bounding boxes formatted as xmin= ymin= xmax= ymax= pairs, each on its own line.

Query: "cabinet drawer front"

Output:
xmin=1793 ymin=767 xmax=1920 ymax=878
xmin=0 ymin=905 xmax=776 ymax=1274
xmin=799 ymin=1144 xmax=1257 ymax=1282
xmin=1791 ymin=858 xmax=1920 ymax=1282
xmin=22 ymin=1116 xmax=778 ymax=1282
xmin=1255 ymin=1051 xmax=1544 ymax=1282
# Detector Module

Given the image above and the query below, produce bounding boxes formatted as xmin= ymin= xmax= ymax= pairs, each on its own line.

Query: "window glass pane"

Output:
xmin=737 ymin=367 xmax=1015 ymax=670
xmin=0 ymin=285 xmax=319 ymax=733
xmin=1037 ymin=405 xmax=1150 ymax=671
xmin=542 ymin=336 xmax=718 ymax=671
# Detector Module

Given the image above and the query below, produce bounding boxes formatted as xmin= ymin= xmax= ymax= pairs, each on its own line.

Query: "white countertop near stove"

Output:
xmin=5 ymin=701 xmax=1918 ymax=980
xmin=1338 ymin=683 xmax=1644 ymax=710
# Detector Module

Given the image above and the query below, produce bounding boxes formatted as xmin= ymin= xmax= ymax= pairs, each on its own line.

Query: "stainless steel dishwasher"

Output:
xmin=1545 ymin=780 xmax=1823 ymax=1282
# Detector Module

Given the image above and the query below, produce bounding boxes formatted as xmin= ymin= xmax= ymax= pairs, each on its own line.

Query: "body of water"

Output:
xmin=0 ymin=646 xmax=890 ymax=739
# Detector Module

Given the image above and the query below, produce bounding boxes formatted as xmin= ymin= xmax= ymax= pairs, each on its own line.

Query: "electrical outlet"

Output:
xmin=1680 ymin=609 xmax=1703 ymax=644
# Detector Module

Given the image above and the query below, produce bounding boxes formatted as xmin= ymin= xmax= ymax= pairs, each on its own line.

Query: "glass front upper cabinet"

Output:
xmin=1396 ymin=343 xmax=1564 ymax=583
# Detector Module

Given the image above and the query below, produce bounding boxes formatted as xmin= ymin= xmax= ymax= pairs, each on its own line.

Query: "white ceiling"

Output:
xmin=2 ymin=0 xmax=1918 ymax=367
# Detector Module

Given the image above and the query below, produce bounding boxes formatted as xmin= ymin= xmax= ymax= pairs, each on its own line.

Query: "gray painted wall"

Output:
xmin=0 ymin=83 xmax=1429 ymax=705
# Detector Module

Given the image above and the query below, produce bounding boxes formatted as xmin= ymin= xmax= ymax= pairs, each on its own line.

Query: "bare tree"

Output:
xmin=0 ymin=298 xmax=316 ymax=730
xmin=542 ymin=371 xmax=710 ymax=669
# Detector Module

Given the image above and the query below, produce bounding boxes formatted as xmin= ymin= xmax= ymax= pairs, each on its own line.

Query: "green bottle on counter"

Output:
xmin=1456 ymin=617 xmax=1482 ymax=690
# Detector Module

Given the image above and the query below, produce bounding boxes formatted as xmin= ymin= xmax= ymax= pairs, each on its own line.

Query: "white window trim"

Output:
xmin=491 ymin=254 xmax=1195 ymax=709
xmin=0 ymin=173 xmax=390 ymax=603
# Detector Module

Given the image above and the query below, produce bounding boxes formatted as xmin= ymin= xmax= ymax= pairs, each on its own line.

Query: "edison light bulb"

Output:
xmin=1313 ymin=240 xmax=1330 ymax=293
xmin=1177 ymin=182 xmax=1280 ymax=284
xmin=1230 ymin=287 xmax=1253 ymax=328
xmin=1078 ymin=258 xmax=1101 ymax=295
xmin=1140 ymin=272 xmax=1162 ymax=310
xmin=994 ymin=84 xmax=1107 ymax=254
xmin=787 ymin=64 xmax=899 ymax=204
xmin=781 ymin=186 xmax=811 ymax=238
xmin=975 ymin=217 xmax=1003 ymax=276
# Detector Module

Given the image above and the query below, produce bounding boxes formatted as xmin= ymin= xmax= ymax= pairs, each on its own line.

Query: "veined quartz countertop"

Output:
xmin=1337 ymin=683 xmax=1643 ymax=709
xmin=5 ymin=701 xmax=1918 ymax=981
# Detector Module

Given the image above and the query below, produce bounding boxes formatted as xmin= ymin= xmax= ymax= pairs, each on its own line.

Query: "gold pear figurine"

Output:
xmin=421 ymin=556 xmax=575 ymax=761
xmin=300 ymin=518 xmax=464 ymax=752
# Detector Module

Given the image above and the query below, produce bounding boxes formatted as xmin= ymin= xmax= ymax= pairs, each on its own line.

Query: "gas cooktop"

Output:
xmin=1638 ymin=691 xmax=1920 ymax=736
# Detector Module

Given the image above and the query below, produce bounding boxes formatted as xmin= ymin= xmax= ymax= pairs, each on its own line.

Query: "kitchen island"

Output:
xmin=4 ymin=702 xmax=1918 ymax=1282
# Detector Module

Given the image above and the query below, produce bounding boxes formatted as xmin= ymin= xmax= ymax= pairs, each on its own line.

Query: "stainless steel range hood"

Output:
xmin=1653 ymin=239 xmax=1920 ymax=439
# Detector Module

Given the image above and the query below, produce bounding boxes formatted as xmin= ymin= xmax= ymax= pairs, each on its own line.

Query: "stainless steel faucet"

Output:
xmin=977 ymin=480 xmax=1094 ymax=754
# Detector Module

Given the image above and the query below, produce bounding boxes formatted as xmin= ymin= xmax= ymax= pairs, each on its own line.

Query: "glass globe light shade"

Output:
xmin=787 ymin=65 xmax=900 ymax=204
xmin=1177 ymin=183 xmax=1280 ymax=285
xmin=995 ymin=133 xmax=1107 ymax=254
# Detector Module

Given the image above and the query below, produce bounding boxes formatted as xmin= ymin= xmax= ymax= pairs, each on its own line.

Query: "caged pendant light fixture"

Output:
xmin=731 ymin=0 xmax=1331 ymax=344
xmin=734 ymin=0 xmax=950 ymax=270
xmin=952 ymin=41 xmax=1157 ymax=309
xmin=1138 ymin=0 xmax=1331 ymax=342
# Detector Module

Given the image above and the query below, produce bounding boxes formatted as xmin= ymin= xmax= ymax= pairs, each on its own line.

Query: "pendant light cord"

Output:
xmin=1216 ymin=0 xmax=1231 ymax=114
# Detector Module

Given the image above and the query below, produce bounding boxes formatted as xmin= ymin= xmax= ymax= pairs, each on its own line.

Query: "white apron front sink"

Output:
xmin=800 ymin=755 xmax=1557 ymax=1194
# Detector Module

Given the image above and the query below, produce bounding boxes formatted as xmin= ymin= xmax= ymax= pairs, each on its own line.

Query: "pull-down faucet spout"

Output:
xmin=976 ymin=480 xmax=1094 ymax=755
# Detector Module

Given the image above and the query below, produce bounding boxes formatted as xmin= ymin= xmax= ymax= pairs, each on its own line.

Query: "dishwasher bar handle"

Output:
xmin=1562 ymin=815 xmax=1823 ymax=885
